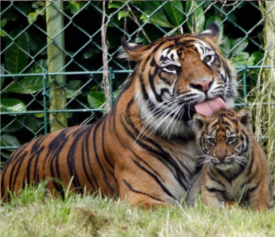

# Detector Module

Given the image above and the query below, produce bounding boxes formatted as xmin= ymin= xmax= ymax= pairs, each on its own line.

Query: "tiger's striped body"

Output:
xmin=1 ymin=24 xmax=237 ymax=207
xmin=193 ymin=109 xmax=272 ymax=211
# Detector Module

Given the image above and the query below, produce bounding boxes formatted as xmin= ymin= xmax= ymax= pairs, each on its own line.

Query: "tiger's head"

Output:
xmin=193 ymin=109 xmax=252 ymax=171
xmin=120 ymin=23 xmax=237 ymax=138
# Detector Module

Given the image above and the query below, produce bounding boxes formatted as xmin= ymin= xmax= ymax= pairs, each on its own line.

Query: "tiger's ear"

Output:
xmin=237 ymin=108 xmax=252 ymax=130
xmin=119 ymin=38 xmax=148 ymax=62
xmin=199 ymin=23 xmax=220 ymax=44
xmin=193 ymin=113 xmax=208 ymax=132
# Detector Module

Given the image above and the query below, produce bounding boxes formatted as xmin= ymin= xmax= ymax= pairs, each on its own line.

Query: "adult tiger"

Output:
xmin=0 ymin=23 xmax=237 ymax=208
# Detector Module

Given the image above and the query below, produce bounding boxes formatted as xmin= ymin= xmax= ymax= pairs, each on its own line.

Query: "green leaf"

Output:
xmin=249 ymin=51 xmax=264 ymax=65
xmin=163 ymin=1 xmax=183 ymax=27
xmin=4 ymin=30 xmax=30 ymax=74
xmin=141 ymin=1 xmax=174 ymax=28
xmin=107 ymin=17 xmax=124 ymax=28
xmin=66 ymin=80 xmax=83 ymax=89
xmin=65 ymin=112 xmax=73 ymax=119
xmin=108 ymin=1 xmax=125 ymax=9
xmin=1 ymin=150 xmax=11 ymax=159
xmin=83 ymin=48 xmax=100 ymax=59
xmin=186 ymin=1 xmax=205 ymax=33
xmin=33 ymin=113 xmax=45 ymax=118
xmin=87 ymin=91 xmax=106 ymax=109
xmin=231 ymin=52 xmax=250 ymax=67
xmin=2 ymin=8 xmax=18 ymax=21
xmin=24 ymin=114 xmax=44 ymax=132
xmin=28 ymin=32 xmax=47 ymax=55
xmin=6 ymin=76 xmax=48 ymax=94
xmin=28 ymin=11 xmax=39 ymax=24
xmin=231 ymin=38 xmax=248 ymax=57
xmin=65 ymin=80 xmax=82 ymax=98
xmin=67 ymin=1 xmax=86 ymax=15
xmin=16 ymin=1 xmax=32 ymax=15
xmin=6 ymin=60 xmax=48 ymax=94
xmin=0 ymin=29 xmax=7 ymax=37
xmin=31 ymin=1 xmax=45 ymax=9
xmin=1 ymin=19 xmax=7 ymax=28
xmin=0 ymin=98 xmax=26 ymax=114
xmin=66 ymin=88 xmax=82 ymax=99
xmin=1 ymin=134 xmax=20 ymax=149
xmin=1 ymin=116 xmax=26 ymax=133
xmin=118 ymin=10 xmax=130 ymax=20
xmin=221 ymin=36 xmax=232 ymax=56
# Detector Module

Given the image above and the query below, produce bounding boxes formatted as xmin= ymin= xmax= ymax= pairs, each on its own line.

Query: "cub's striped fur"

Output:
xmin=0 ymin=23 xmax=237 ymax=208
xmin=193 ymin=109 xmax=272 ymax=210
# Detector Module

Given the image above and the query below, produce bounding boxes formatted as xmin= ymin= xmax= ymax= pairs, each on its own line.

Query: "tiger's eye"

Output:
xmin=165 ymin=65 xmax=177 ymax=71
xmin=203 ymin=55 xmax=212 ymax=63
xmin=207 ymin=137 xmax=215 ymax=145
xmin=227 ymin=136 xmax=237 ymax=144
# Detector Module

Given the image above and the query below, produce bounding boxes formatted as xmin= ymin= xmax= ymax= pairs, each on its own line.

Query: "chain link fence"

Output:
xmin=1 ymin=1 xmax=275 ymax=169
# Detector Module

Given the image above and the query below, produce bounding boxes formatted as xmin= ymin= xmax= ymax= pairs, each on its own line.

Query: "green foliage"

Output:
xmin=87 ymin=91 xmax=106 ymax=110
xmin=66 ymin=1 xmax=87 ymax=15
xmin=186 ymin=1 xmax=205 ymax=33
xmin=163 ymin=1 xmax=184 ymax=27
xmin=0 ymin=98 xmax=26 ymax=114
xmin=141 ymin=2 xmax=174 ymax=28
xmin=1 ymin=134 xmax=20 ymax=158
xmin=0 ymin=18 xmax=7 ymax=37
xmin=4 ymin=30 xmax=30 ymax=74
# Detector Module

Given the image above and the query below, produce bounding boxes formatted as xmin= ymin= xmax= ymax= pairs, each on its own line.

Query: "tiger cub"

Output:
xmin=193 ymin=109 xmax=272 ymax=211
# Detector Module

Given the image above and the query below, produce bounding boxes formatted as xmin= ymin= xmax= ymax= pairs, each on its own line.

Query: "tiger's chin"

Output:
xmin=215 ymin=163 xmax=234 ymax=171
xmin=212 ymin=157 xmax=246 ymax=172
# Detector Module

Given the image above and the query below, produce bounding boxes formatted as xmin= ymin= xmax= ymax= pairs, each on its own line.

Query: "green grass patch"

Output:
xmin=1 ymin=184 xmax=275 ymax=237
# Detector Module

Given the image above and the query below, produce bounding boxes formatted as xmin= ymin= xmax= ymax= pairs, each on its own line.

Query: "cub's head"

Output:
xmin=120 ymin=23 xmax=237 ymax=138
xmin=193 ymin=109 xmax=252 ymax=171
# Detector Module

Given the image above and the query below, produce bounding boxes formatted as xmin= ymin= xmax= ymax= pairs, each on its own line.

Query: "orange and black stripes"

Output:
xmin=1 ymin=24 xmax=240 ymax=207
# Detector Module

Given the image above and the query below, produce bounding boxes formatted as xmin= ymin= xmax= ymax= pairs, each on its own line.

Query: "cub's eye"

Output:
xmin=206 ymin=137 xmax=215 ymax=145
xmin=163 ymin=65 xmax=179 ymax=73
xmin=227 ymin=136 xmax=237 ymax=144
xmin=203 ymin=55 xmax=214 ymax=64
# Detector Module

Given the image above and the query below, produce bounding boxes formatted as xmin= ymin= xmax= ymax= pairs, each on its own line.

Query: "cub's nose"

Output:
xmin=215 ymin=151 xmax=227 ymax=161
xmin=190 ymin=78 xmax=213 ymax=92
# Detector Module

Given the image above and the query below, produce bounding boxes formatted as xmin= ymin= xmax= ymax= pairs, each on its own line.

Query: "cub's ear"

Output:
xmin=199 ymin=23 xmax=220 ymax=43
xmin=119 ymin=38 xmax=148 ymax=62
xmin=193 ymin=113 xmax=208 ymax=132
xmin=237 ymin=108 xmax=252 ymax=130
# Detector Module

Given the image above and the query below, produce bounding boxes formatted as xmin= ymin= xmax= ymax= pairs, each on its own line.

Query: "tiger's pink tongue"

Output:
xmin=194 ymin=98 xmax=227 ymax=116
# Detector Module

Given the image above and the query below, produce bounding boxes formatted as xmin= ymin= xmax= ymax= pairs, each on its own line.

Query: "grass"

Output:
xmin=1 ymin=184 xmax=275 ymax=237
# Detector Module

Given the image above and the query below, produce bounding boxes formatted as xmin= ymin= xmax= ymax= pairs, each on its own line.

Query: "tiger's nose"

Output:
xmin=215 ymin=151 xmax=227 ymax=161
xmin=190 ymin=78 xmax=213 ymax=92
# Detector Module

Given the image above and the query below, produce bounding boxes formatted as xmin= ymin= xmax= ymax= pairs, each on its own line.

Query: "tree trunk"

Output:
xmin=46 ymin=1 xmax=67 ymax=132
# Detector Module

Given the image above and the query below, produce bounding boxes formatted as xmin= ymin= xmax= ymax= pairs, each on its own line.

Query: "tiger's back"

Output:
xmin=193 ymin=109 xmax=272 ymax=211
xmin=1 ymin=23 xmax=238 ymax=208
